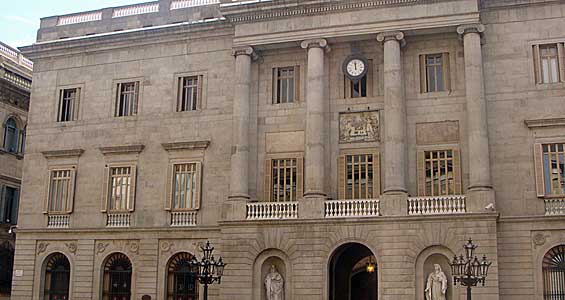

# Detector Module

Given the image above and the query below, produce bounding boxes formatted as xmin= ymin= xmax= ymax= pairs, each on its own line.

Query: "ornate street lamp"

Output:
xmin=365 ymin=256 xmax=376 ymax=274
xmin=450 ymin=238 xmax=492 ymax=300
xmin=190 ymin=241 xmax=226 ymax=300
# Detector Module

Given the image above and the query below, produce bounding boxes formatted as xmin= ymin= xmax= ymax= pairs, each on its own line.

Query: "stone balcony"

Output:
xmin=324 ymin=199 xmax=381 ymax=219
xmin=47 ymin=214 xmax=70 ymax=228
xmin=246 ymin=201 xmax=299 ymax=220
xmin=544 ymin=198 xmax=565 ymax=216
xmin=407 ymin=195 xmax=467 ymax=215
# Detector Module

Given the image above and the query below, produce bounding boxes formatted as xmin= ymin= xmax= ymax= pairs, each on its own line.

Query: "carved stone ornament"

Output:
xmin=129 ymin=241 xmax=140 ymax=254
xmin=96 ymin=242 xmax=109 ymax=255
xmin=456 ymin=23 xmax=486 ymax=36
xmin=376 ymin=31 xmax=406 ymax=47
xmin=233 ymin=46 xmax=259 ymax=60
xmin=300 ymin=38 xmax=328 ymax=50
xmin=533 ymin=233 xmax=547 ymax=248
xmin=37 ymin=242 xmax=49 ymax=255
xmin=160 ymin=241 xmax=174 ymax=253
xmin=65 ymin=242 xmax=78 ymax=254
xmin=339 ymin=111 xmax=380 ymax=143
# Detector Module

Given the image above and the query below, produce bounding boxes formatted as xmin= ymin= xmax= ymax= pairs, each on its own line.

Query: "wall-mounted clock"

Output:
xmin=342 ymin=54 xmax=369 ymax=81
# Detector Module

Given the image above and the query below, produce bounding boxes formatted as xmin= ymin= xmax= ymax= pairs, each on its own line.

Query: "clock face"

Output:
xmin=344 ymin=57 xmax=368 ymax=80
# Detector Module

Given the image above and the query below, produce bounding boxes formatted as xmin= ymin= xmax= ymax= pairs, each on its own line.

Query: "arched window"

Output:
xmin=44 ymin=253 xmax=70 ymax=300
xmin=102 ymin=253 xmax=132 ymax=300
xmin=543 ymin=245 xmax=565 ymax=299
xmin=167 ymin=252 xmax=198 ymax=300
xmin=0 ymin=242 xmax=14 ymax=295
xmin=3 ymin=118 xmax=19 ymax=153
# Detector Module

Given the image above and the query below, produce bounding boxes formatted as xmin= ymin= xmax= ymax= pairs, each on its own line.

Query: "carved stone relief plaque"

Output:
xmin=339 ymin=111 xmax=380 ymax=143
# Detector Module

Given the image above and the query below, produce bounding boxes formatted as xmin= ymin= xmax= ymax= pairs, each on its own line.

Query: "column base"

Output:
xmin=221 ymin=195 xmax=250 ymax=221
xmin=466 ymin=186 xmax=495 ymax=213
xmin=300 ymin=191 xmax=326 ymax=219
xmin=381 ymin=190 xmax=408 ymax=216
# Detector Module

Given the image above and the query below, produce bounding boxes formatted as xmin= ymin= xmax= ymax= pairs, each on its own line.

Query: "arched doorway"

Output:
xmin=543 ymin=244 xmax=565 ymax=299
xmin=43 ymin=252 xmax=71 ymax=300
xmin=0 ymin=242 xmax=14 ymax=296
xmin=329 ymin=243 xmax=377 ymax=300
xmin=166 ymin=252 xmax=198 ymax=300
xmin=102 ymin=253 xmax=132 ymax=300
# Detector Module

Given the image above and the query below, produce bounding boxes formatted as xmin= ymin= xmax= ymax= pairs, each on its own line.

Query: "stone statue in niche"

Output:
xmin=425 ymin=264 xmax=448 ymax=300
xmin=339 ymin=111 xmax=380 ymax=143
xmin=265 ymin=265 xmax=284 ymax=300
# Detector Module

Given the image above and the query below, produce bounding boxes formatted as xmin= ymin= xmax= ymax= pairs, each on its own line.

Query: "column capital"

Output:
xmin=232 ymin=46 xmax=259 ymax=60
xmin=376 ymin=31 xmax=405 ymax=46
xmin=456 ymin=23 xmax=485 ymax=36
xmin=300 ymin=38 xmax=329 ymax=50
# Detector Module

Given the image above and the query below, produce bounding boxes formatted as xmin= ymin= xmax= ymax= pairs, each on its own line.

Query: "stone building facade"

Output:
xmin=0 ymin=41 xmax=31 ymax=299
xmin=13 ymin=0 xmax=565 ymax=299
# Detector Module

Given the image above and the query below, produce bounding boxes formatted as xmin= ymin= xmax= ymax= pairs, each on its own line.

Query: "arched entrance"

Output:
xmin=329 ymin=243 xmax=377 ymax=300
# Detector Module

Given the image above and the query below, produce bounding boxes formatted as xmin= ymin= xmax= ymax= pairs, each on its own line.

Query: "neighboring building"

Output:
xmin=12 ymin=0 xmax=565 ymax=299
xmin=0 ymin=41 xmax=31 ymax=299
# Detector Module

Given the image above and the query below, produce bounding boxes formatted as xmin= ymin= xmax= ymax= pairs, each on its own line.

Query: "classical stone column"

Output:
xmin=224 ymin=46 xmax=257 ymax=220
xmin=457 ymin=24 xmax=494 ymax=212
xmin=300 ymin=39 xmax=328 ymax=218
xmin=377 ymin=31 xmax=407 ymax=215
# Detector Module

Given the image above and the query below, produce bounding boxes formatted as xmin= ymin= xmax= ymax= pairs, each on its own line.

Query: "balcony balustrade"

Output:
xmin=324 ymin=199 xmax=380 ymax=218
xmin=407 ymin=195 xmax=466 ymax=215
xmin=246 ymin=201 xmax=298 ymax=220
xmin=170 ymin=211 xmax=198 ymax=226
xmin=47 ymin=215 xmax=70 ymax=228
xmin=106 ymin=213 xmax=131 ymax=227
xmin=545 ymin=198 xmax=565 ymax=216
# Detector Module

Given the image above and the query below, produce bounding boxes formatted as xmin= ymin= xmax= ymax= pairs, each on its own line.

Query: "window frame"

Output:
xmin=112 ymin=78 xmax=143 ymax=118
xmin=0 ymin=184 xmax=19 ymax=225
xmin=273 ymin=66 xmax=300 ymax=104
xmin=416 ymin=146 xmax=462 ymax=197
xmin=173 ymin=72 xmax=207 ymax=113
xmin=337 ymin=150 xmax=381 ymax=200
xmin=2 ymin=117 xmax=19 ymax=154
xmin=343 ymin=59 xmax=373 ymax=99
xmin=165 ymin=160 xmax=202 ymax=211
xmin=533 ymin=43 xmax=565 ymax=85
xmin=419 ymin=53 xmax=450 ymax=93
xmin=101 ymin=163 xmax=137 ymax=213
xmin=263 ymin=153 xmax=304 ymax=202
xmin=176 ymin=75 xmax=203 ymax=112
xmin=44 ymin=166 xmax=77 ymax=215
xmin=56 ymin=87 xmax=82 ymax=122
xmin=534 ymin=142 xmax=565 ymax=198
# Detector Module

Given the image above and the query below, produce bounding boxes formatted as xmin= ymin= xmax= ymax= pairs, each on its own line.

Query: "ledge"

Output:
xmin=525 ymin=117 xmax=565 ymax=129
xmin=0 ymin=148 xmax=23 ymax=160
xmin=41 ymin=148 xmax=85 ymax=158
xmin=161 ymin=140 xmax=210 ymax=151
xmin=99 ymin=144 xmax=145 ymax=155
xmin=0 ymin=174 xmax=21 ymax=185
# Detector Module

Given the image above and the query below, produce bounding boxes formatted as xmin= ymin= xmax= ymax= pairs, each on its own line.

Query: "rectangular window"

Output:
xmin=264 ymin=157 xmax=303 ymax=202
xmin=344 ymin=60 xmax=372 ymax=98
xmin=534 ymin=43 xmax=564 ymax=84
xmin=273 ymin=66 xmax=300 ymax=104
xmin=0 ymin=186 xmax=19 ymax=224
xmin=107 ymin=166 xmax=134 ymax=211
xmin=171 ymin=163 xmax=200 ymax=210
xmin=420 ymin=53 xmax=450 ymax=93
xmin=338 ymin=152 xmax=380 ymax=200
xmin=417 ymin=149 xmax=461 ymax=196
xmin=57 ymin=88 xmax=80 ymax=122
xmin=47 ymin=169 xmax=75 ymax=213
xmin=177 ymin=76 xmax=201 ymax=111
xmin=542 ymin=143 xmax=565 ymax=196
xmin=115 ymin=82 xmax=139 ymax=117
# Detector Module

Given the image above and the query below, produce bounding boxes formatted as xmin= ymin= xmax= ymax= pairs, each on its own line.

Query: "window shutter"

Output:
xmin=367 ymin=60 xmax=374 ymax=97
xmin=66 ymin=168 xmax=77 ymax=214
xmin=129 ymin=165 xmax=137 ymax=212
xmin=165 ymin=163 xmax=174 ymax=211
xmin=417 ymin=150 xmax=426 ymax=196
xmin=372 ymin=152 xmax=381 ymax=198
xmin=57 ymin=89 xmax=63 ymax=121
xmin=272 ymin=68 xmax=278 ymax=104
xmin=296 ymin=157 xmax=304 ymax=201
xmin=294 ymin=65 xmax=301 ymax=102
xmin=134 ymin=82 xmax=140 ymax=115
xmin=534 ymin=143 xmax=545 ymax=197
xmin=44 ymin=171 xmax=52 ymax=214
xmin=0 ymin=186 xmax=5 ymax=223
xmin=197 ymin=75 xmax=204 ymax=109
xmin=419 ymin=55 xmax=427 ymax=93
xmin=344 ymin=77 xmax=351 ymax=99
xmin=264 ymin=159 xmax=272 ymax=202
xmin=338 ymin=155 xmax=346 ymax=200
xmin=452 ymin=148 xmax=462 ymax=194
xmin=11 ymin=189 xmax=19 ymax=225
xmin=442 ymin=53 xmax=451 ymax=91
xmin=115 ymin=83 xmax=121 ymax=117
xmin=101 ymin=166 xmax=110 ymax=212
xmin=533 ymin=45 xmax=542 ymax=84
xmin=75 ymin=88 xmax=81 ymax=120
xmin=194 ymin=162 xmax=202 ymax=209
xmin=558 ymin=43 xmax=565 ymax=82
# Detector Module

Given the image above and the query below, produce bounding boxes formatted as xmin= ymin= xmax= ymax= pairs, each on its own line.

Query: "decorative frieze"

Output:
xmin=339 ymin=111 xmax=380 ymax=144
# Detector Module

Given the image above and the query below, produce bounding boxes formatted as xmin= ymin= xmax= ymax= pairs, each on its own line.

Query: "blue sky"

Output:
xmin=1 ymin=0 xmax=145 ymax=49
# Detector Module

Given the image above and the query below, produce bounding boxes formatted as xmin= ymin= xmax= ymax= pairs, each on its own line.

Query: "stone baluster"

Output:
xmin=377 ymin=31 xmax=408 ymax=215
xmin=300 ymin=39 xmax=329 ymax=218
xmin=224 ymin=46 xmax=258 ymax=221
xmin=457 ymin=24 xmax=495 ymax=212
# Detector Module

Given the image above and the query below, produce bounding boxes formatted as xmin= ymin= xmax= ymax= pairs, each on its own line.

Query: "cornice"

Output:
xmin=525 ymin=117 xmax=565 ymax=129
xmin=99 ymin=145 xmax=145 ymax=155
xmin=222 ymin=0 xmax=423 ymax=23
xmin=0 ymin=174 xmax=21 ymax=185
xmin=42 ymin=149 xmax=85 ymax=158
xmin=161 ymin=140 xmax=210 ymax=151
